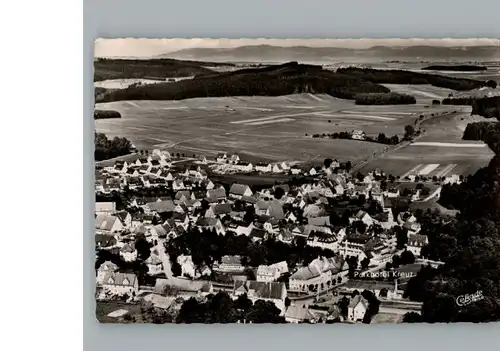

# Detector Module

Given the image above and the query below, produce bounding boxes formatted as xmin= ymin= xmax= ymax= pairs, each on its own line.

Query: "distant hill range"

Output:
xmin=161 ymin=45 xmax=500 ymax=63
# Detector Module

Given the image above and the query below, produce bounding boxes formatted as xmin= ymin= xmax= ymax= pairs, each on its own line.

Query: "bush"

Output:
xmin=355 ymin=93 xmax=416 ymax=105
xmin=94 ymin=109 xmax=121 ymax=119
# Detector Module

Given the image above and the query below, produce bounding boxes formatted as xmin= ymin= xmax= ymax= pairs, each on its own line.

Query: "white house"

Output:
xmin=120 ymin=243 xmax=138 ymax=262
xmin=347 ymin=295 xmax=368 ymax=322
xmin=407 ymin=234 xmax=428 ymax=257
xmin=95 ymin=202 xmax=116 ymax=215
xmin=272 ymin=164 xmax=284 ymax=173
xmin=177 ymin=255 xmax=196 ymax=278
xmin=351 ymin=130 xmax=366 ymax=141
xmin=255 ymin=163 xmax=272 ymax=173
xmin=233 ymin=162 xmax=253 ymax=172
xmin=309 ymin=167 xmax=318 ymax=176
xmin=96 ymin=261 xmax=118 ymax=285
xmin=285 ymin=305 xmax=317 ymax=324
xmin=290 ymin=167 xmax=301 ymax=175
xmin=101 ymin=272 xmax=139 ymax=297
xmin=145 ymin=254 xmax=164 ymax=275
xmin=216 ymin=255 xmax=244 ymax=272
xmin=216 ymin=153 xmax=228 ymax=163
xmin=229 ymin=154 xmax=240 ymax=164
xmin=256 ymin=261 xmax=289 ymax=282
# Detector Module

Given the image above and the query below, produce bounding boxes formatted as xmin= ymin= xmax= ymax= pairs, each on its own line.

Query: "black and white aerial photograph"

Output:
xmin=93 ymin=38 xmax=500 ymax=324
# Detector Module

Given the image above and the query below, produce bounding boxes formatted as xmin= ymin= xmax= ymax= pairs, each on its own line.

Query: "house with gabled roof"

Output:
xmin=172 ymin=179 xmax=185 ymax=191
xmin=216 ymin=255 xmax=244 ymax=272
xmin=120 ymin=243 xmax=137 ymax=262
xmin=347 ymin=295 xmax=368 ymax=322
xmin=272 ymin=163 xmax=284 ymax=173
xmin=95 ymin=201 xmax=116 ymax=215
xmin=290 ymin=166 xmax=301 ymax=175
xmin=407 ymin=234 xmax=428 ymax=257
xmin=155 ymin=278 xmax=213 ymax=298
xmin=255 ymin=162 xmax=272 ymax=173
xmin=233 ymin=162 xmax=253 ymax=173
xmin=205 ymin=203 xmax=232 ymax=218
xmin=159 ymin=170 xmax=174 ymax=181
xmin=229 ymin=154 xmax=240 ymax=164
xmin=96 ymin=261 xmax=118 ymax=285
xmin=145 ymin=252 xmax=164 ymax=275
xmin=216 ymin=153 xmax=228 ymax=163
xmin=95 ymin=214 xmax=123 ymax=234
xmin=95 ymin=234 xmax=117 ymax=249
xmin=285 ymin=305 xmax=317 ymax=324
xmin=145 ymin=199 xmax=175 ymax=214
xmin=206 ymin=187 xmax=226 ymax=202
xmin=289 ymin=256 xmax=344 ymax=294
xmin=229 ymin=183 xmax=253 ymax=199
xmin=101 ymin=272 xmax=139 ymax=296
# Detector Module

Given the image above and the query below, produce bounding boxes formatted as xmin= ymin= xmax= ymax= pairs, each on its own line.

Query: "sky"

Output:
xmin=94 ymin=38 xmax=500 ymax=58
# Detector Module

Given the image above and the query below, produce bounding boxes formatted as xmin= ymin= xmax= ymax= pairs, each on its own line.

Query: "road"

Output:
xmin=156 ymin=239 xmax=173 ymax=279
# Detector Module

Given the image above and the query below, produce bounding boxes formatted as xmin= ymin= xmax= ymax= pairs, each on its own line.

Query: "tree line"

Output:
xmin=354 ymin=92 xmax=416 ymax=105
xmin=95 ymin=62 xmax=392 ymax=103
xmin=93 ymin=57 xmax=232 ymax=82
xmin=403 ymin=113 xmax=500 ymax=322
xmin=94 ymin=109 xmax=121 ymax=119
xmin=337 ymin=67 xmax=496 ymax=91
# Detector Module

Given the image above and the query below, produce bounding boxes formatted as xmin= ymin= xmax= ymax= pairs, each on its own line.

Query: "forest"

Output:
xmin=421 ymin=65 xmax=487 ymax=71
xmin=94 ymin=57 xmax=234 ymax=81
xmin=337 ymin=67 xmax=496 ymax=91
xmin=403 ymin=103 xmax=500 ymax=323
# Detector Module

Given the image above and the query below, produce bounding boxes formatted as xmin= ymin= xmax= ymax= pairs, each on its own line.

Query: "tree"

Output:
xmin=403 ymin=312 xmax=422 ymax=323
xmin=235 ymin=293 xmax=253 ymax=312
xmin=324 ymin=158 xmax=333 ymax=168
xmin=361 ymin=257 xmax=370 ymax=270
xmin=245 ymin=300 xmax=285 ymax=324
xmin=135 ymin=233 xmax=152 ymax=261
xmin=171 ymin=259 xmax=182 ymax=277
xmin=404 ymin=125 xmax=416 ymax=140
xmin=345 ymin=161 xmax=352 ymax=171
xmin=391 ymin=254 xmax=401 ymax=268
xmin=394 ymin=225 xmax=408 ymax=249
xmin=400 ymin=250 xmax=416 ymax=265
xmin=274 ymin=187 xmax=285 ymax=200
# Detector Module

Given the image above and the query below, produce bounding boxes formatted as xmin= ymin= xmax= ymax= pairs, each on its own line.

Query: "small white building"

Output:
xmin=347 ymin=295 xmax=368 ymax=322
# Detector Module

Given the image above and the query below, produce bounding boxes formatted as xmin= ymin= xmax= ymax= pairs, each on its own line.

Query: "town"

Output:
xmin=95 ymin=148 xmax=452 ymax=324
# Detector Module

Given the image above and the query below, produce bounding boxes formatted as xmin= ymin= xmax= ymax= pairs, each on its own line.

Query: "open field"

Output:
xmin=96 ymin=301 xmax=143 ymax=323
xmin=95 ymin=90 xmax=456 ymax=164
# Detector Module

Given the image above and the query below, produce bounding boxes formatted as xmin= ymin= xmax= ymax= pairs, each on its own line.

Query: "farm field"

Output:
xmin=359 ymin=110 xmax=494 ymax=176
xmin=95 ymin=91 xmax=452 ymax=165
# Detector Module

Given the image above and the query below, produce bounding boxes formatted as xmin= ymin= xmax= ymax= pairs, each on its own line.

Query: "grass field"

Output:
xmin=359 ymin=110 xmax=494 ymax=176
xmin=95 ymin=89 xmax=453 ymax=165
xmin=94 ymin=70 xmax=495 ymax=174
xmin=96 ymin=301 xmax=143 ymax=323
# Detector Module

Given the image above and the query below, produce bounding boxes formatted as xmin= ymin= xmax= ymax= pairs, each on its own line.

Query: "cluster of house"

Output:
xmin=95 ymin=150 xmax=431 ymax=323
xmin=212 ymin=152 xmax=304 ymax=175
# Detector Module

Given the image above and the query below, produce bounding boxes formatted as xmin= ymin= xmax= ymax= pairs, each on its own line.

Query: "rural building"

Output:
xmin=101 ymin=272 xmax=139 ymax=296
xmin=407 ymin=234 xmax=428 ymax=257
xmin=347 ymin=295 xmax=368 ymax=322
xmin=233 ymin=280 xmax=288 ymax=315
xmin=229 ymin=184 xmax=253 ymax=199
xmin=95 ymin=202 xmax=116 ymax=215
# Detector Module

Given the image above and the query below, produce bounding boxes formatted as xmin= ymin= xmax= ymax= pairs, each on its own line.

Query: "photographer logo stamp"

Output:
xmin=456 ymin=291 xmax=484 ymax=307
